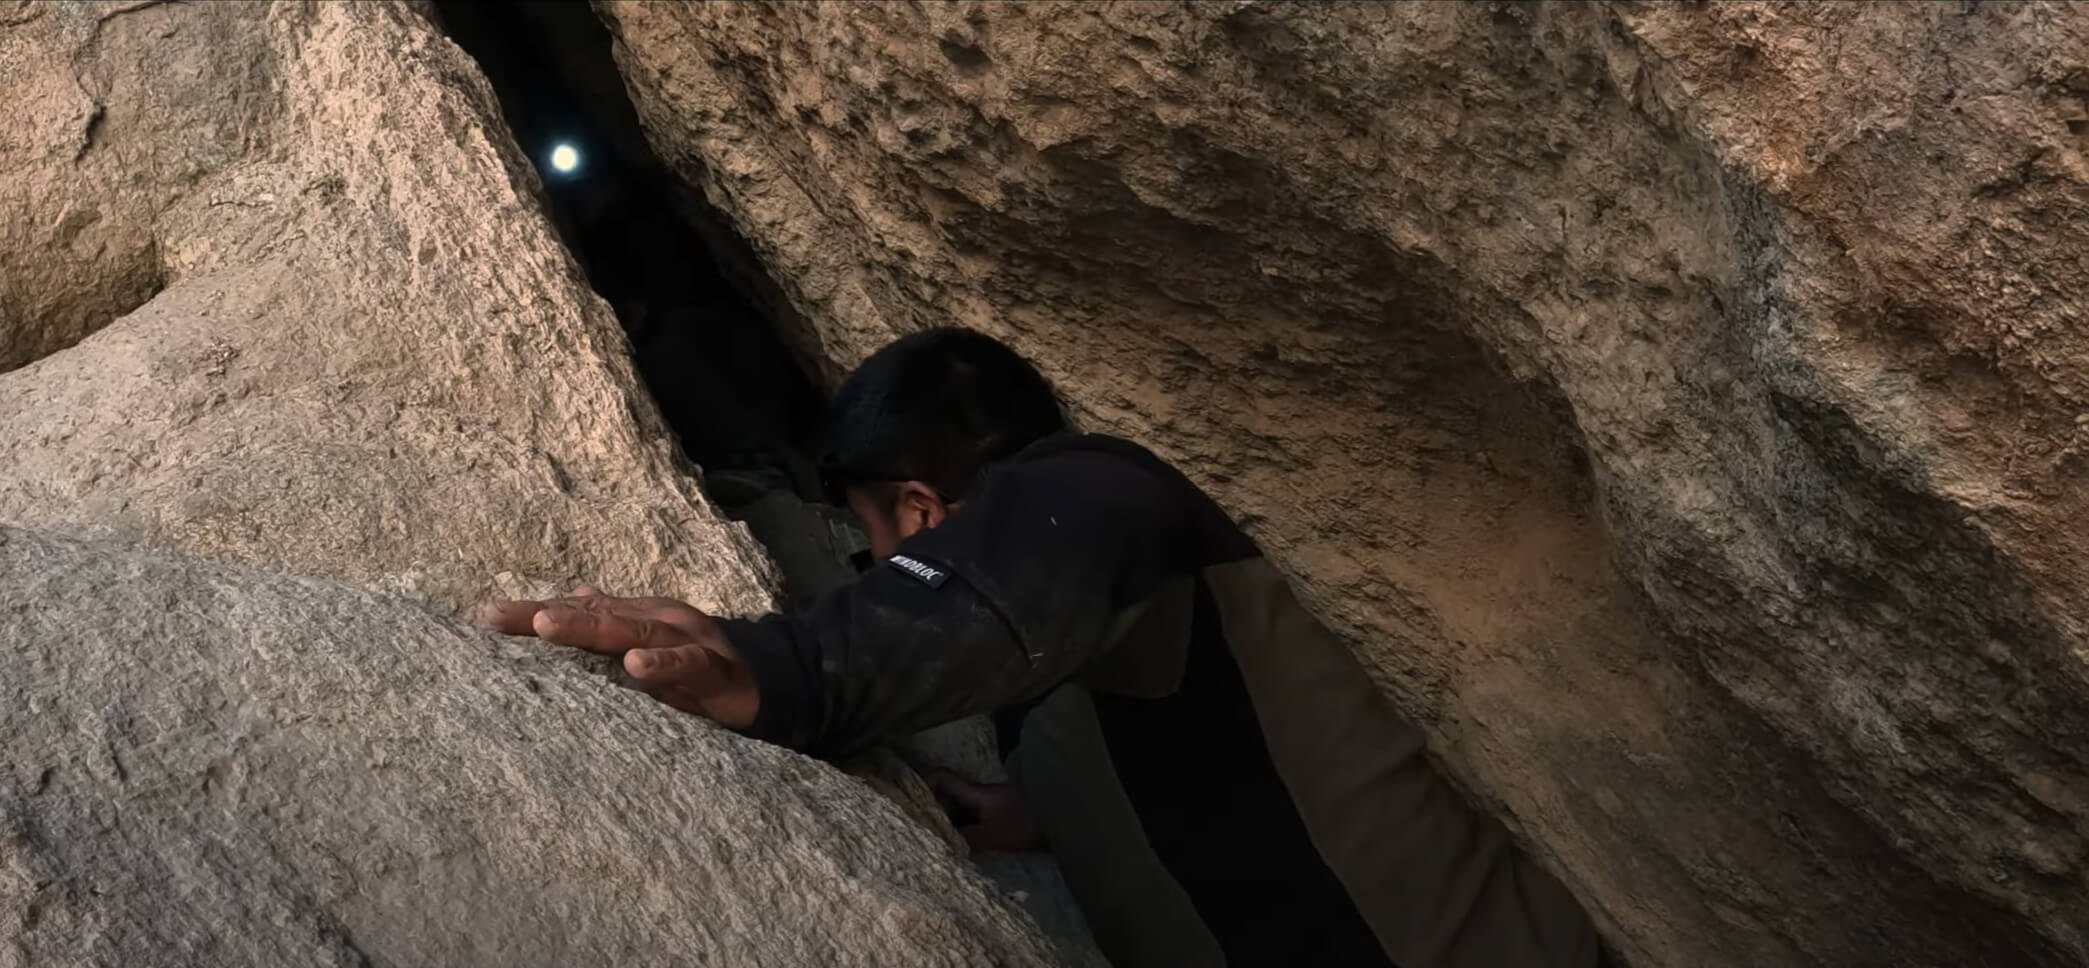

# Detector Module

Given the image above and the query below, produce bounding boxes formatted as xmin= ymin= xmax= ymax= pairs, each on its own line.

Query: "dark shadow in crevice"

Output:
xmin=433 ymin=1 xmax=865 ymax=606
xmin=0 ymin=243 xmax=165 ymax=377
xmin=432 ymin=0 xmax=826 ymax=508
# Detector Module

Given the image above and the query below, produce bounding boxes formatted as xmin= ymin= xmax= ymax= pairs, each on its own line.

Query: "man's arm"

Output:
xmin=725 ymin=446 xmax=1191 ymax=759
xmin=480 ymin=444 xmax=1195 ymax=759
xmin=476 ymin=586 xmax=760 ymax=727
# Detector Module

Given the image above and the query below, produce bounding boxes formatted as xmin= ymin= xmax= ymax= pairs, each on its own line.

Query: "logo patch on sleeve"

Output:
xmin=887 ymin=554 xmax=951 ymax=589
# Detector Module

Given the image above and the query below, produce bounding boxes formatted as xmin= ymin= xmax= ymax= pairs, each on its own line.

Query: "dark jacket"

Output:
xmin=721 ymin=434 xmax=1599 ymax=968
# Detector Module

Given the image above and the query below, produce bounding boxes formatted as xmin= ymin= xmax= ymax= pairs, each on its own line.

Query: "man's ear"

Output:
xmin=893 ymin=480 xmax=949 ymax=535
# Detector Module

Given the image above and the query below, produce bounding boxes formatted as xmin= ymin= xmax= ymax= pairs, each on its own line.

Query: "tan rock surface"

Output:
xmin=0 ymin=524 xmax=1058 ymax=968
xmin=1 ymin=6 xmax=1073 ymax=965
xmin=602 ymin=2 xmax=2089 ymax=964
xmin=0 ymin=0 xmax=773 ymax=615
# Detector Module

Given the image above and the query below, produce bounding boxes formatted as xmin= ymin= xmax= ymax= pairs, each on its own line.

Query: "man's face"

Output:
xmin=846 ymin=483 xmax=950 ymax=561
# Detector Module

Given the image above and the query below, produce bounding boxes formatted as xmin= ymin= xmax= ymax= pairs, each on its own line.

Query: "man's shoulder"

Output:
xmin=1009 ymin=433 xmax=1177 ymax=474
xmin=1001 ymin=433 xmax=1204 ymax=503
xmin=1002 ymin=433 xmax=1258 ymax=561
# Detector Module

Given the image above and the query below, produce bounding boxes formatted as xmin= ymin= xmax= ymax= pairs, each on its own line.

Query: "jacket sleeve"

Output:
xmin=717 ymin=446 xmax=1190 ymax=759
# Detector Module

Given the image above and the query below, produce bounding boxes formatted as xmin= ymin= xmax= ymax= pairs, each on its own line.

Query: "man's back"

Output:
xmin=484 ymin=327 xmax=1598 ymax=967
xmin=724 ymin=434 xmax=1599 ymax=967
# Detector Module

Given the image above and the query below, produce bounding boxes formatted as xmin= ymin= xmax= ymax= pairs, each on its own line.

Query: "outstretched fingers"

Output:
xmin=622 ymin=642 xmax=758 ymax=728
xmin=592 ymin=596 xmax=716 ymax=636
xmin=477 ymin=590 xmax=750 ymax=724
xmin=478 ymin=589 xmax=714 ymax=643
xmin=531 ymin=603 xmax=688 ymax=655
xmin=476 ymin=599 xmax=548 ymax=636
xmin=474 ymin=584 xmax=602 ymax=636
xmin=625 ymin=644 xmax=705 ymax=685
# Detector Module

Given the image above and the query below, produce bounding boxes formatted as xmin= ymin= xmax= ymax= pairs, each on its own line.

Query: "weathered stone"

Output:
xmin=0 ymin=0 xmax=197 ymax=372
xmin=0 ymin=524 xmax=1057 ymax=967
xmin=0 ymin=0 xmax=774 ymax=616
xmin=0 ymin=3 xmax=1056 ymax=959
xmin=601 ymin=2 xmax=2089 ymax=964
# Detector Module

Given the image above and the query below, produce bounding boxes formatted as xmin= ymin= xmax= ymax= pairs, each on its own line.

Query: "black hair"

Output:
xmin=819 ymin=327 xmax=1068 ymax=505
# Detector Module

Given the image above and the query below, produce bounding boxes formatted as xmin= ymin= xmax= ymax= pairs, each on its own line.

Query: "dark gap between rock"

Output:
xmin=431 ymin=11 xmax=1107 ymax=963
xmin=432 ymin=0 xmax=865 ymax=606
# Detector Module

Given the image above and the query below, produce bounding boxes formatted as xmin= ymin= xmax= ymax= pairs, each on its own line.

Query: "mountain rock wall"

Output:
xmin=600 ymin=3 xmax=2089 ymax=964
xmin=0 ymin=4 xmax=1058 ymax=964
xmin=0 ymin=525 xmax=1055 ymax=967
xmin=0 ymin=0 xmax=771 ymax=614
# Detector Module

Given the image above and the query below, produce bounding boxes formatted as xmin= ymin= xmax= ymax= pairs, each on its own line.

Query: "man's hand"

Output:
xmin=930 ymin=773 xmax=1047 ymax=853
xmin=476 ymin=585 xmax=759 ymax=728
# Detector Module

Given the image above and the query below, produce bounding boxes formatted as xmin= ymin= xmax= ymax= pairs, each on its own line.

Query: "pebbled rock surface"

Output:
xmin=0 ymin=4 xmax=1057 ymax=964
xmin=0 ymin=0 xmax=774 ymax=616
xmin=0 ymin=524 xmax=1057 ymax=967
xmin=602 ymin=2 xmax=2089 ymax=965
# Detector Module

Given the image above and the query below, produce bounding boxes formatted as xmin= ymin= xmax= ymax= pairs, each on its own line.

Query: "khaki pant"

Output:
xmin=1007 ymin=685 xmax=1227 ymax=968
xmin=1006 ymin=684 xmax=1612 ymax=968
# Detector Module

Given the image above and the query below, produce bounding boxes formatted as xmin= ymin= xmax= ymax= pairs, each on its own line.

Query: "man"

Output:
xmin=481 ymin=328 xmax=1601 ymax=967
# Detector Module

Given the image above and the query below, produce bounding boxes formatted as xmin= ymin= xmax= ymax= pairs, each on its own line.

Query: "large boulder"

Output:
xmin=0 ymin=524 xmax=1056 ymax=967
xmin=600 ymin=3 xmax=2089 ymax=965
xmin=0 ymin=0 xmax=772 ymax=615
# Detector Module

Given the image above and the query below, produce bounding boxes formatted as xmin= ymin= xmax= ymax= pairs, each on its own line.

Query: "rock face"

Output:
xmin=0 ymin=3 xmax=1064 ymax=964
xmin=0 ymin=525 xmax=1056 ymax=967
xmin=601 ymin=3 xmax=2089 ymax=965
xmin=0 ymin=0 xmax=773 ymax=616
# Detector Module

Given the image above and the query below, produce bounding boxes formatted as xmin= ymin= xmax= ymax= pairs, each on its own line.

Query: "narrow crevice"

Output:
xmin=433 ymin=0 xmax=860 ymax=604
xmin=0 ymin=243 xmax=165 ymax=378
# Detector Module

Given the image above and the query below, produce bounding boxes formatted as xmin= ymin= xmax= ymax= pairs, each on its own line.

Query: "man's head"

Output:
xmin=820 ymin=328 xmax=1067 ymax=558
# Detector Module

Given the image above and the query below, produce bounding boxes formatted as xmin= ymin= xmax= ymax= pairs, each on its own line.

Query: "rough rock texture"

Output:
xmin=0 ymin=4 xmax=1062 ymax=962
xmin=0 ymin=525 xmax=1057 ymax=967
xmin=0 ymin=0 xmax=773 ymax=615
xmin=602 ymin=3 xmax=2089 ymax=965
